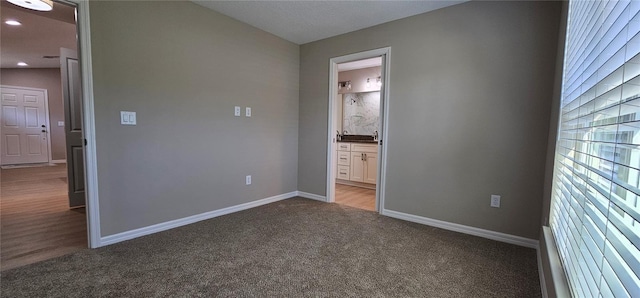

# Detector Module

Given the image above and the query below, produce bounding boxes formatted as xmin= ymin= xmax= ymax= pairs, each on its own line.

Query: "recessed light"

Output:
xmin=17 ymin=62 xmax=28 ymax=67
xmin=5 ymin=20 xmax=21 ymax=26
xmin=7 ymin=0 xmax=53 ymax=12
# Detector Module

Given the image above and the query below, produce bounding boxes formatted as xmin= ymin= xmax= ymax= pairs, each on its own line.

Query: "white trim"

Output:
xmin=50 ymin=159 xmax=67 ymax=164
xmin=378 ymin=51 xmax=391 ymax=213
xmin=537 ymin=246 xmax=549 ymax=298
xmin=327 ymin=60 xmax=338 ymax=204
xmin=542 ymin=226 xmax=571 ymax=297
xmin=61 ymin=0 xmax=101 ymax=249
xmin=296 ymin=191 xmax=327 ymax=202
xmin=326 ymin=47 xmax=391 ymax=213
xmin=381 ymin=209 xmax=539 ymax=248
xmin=101 ymin=191 xmax=298 ymax=246
xmin=0 ymin=85 xmax=52 ymax=165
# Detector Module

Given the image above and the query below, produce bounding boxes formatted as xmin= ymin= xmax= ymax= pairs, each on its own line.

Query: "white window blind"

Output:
xmin=550 ymin=0 xmax=640 ymax=297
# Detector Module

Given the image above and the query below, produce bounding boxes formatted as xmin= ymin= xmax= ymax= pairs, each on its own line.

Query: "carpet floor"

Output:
xmin=0 ymin=198 xmax=541 ymax=297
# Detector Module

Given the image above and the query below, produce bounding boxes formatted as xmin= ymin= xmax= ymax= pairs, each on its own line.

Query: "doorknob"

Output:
xmin=41 ymin=130 xmax=47 ymax=133
xmin=41 ymin=125 xmax=45 ymax=127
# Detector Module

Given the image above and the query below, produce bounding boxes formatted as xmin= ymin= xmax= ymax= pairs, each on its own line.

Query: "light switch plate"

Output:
xmin=246 ymin=175 xmax=251 ymax=185
xmin=490 ymin=195 xmax=501 ymax=208
xmin=245 ymin=107 xmax=251 ymax=117
xmin=57 ymin=121 xmax=64 ymax=127
xmin=120 ymin=111 xmax=136 ymax=125
xmin=234 ymin=106 xmax=241 ymax=116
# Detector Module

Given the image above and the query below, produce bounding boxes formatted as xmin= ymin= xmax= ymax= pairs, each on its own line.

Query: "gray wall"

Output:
xmin=298 ymin=1 xmax=561 ymax=239
xmin=89 ymin=1 xmax=299 ymax=236
xmin=1 ymin=68 xmax=66 ymax=160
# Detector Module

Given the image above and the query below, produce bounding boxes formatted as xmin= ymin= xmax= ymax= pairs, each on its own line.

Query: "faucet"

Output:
xmin=373 ymin=130 xmax=378 ymax=140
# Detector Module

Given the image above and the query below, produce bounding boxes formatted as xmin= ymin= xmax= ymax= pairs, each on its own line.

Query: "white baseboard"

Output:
xmin=381 ymin=209 xmax=539 ymax=248
xmin=50 ymin=159 xmax=66 ymax=164
xmin=296 ymin=191 xmax=327 ymax=202
xmin=537 ymin=245 xmax=548 ymax=298
xmin=100 ymin=191 xmax=298 ymax=246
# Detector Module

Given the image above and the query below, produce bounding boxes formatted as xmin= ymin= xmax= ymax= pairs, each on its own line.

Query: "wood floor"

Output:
xmin=335 ymin=183 xmax=376 ymax=211
xmin=1 ymin=164 xmax=87 ymax=271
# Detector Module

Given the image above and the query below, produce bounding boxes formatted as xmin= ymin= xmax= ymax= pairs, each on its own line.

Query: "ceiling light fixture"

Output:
xmin=4 ymin=20 xmax=22 ymax=26
xmin=7 ymin=0 xmax=53 ymax=12
xmin=17 ymin=62 xmax=28 ymax=67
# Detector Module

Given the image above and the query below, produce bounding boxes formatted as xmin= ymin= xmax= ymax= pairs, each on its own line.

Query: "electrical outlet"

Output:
xmin=490 ymin=195 xmax=501 ymax=208
xmin=246 ymin=175 xmax=251 ymax=185
xmin=234 ymin=106 xmax=241 ymax=116
xmin=245 ymin=107 xmax=251 ymax=117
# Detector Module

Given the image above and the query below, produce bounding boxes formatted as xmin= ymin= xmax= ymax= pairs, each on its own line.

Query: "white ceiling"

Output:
xmin=193 ymin=1 xmax=467 ymax=45
xmin=0 ymin=0 xmax=77 ymax=68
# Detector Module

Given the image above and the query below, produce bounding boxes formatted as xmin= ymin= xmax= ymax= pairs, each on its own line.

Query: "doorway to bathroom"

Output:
xmin=326 ymin=47 xmax=390 ymax=213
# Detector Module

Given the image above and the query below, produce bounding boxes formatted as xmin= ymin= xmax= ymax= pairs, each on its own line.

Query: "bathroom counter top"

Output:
xmin=337 ymin=140 xmax=378 ymax=144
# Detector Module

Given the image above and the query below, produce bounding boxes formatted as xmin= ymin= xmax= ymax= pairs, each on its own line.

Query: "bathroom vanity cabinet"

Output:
xmin=337 ymin=142 xmax=377 ymax=184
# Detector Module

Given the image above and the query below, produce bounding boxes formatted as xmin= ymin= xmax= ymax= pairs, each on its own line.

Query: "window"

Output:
xmin=550 ymin=0 xmax=640 ymax=297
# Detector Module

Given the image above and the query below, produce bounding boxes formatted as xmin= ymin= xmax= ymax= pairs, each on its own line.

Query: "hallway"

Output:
xmin=1 ymin=164 xmax=86 ymax=271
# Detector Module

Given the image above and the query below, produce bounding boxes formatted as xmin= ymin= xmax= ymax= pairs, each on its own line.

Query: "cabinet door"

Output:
xmin=337 ymin=165 xmax=350 ymax=180
xmin=337 ymin=143 xmax=351 ymax=151
xmin=364 ymin=153 xmax=378 ymax=184
xmin=337 ymin=151 xmax=351 ymax=166
xmin=350 ymin=152 xmax=364 ymax=182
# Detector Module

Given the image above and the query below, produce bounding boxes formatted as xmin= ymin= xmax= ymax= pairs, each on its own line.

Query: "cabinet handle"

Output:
xmin=364 ymin=153 xmax=367 ymax=161
xmin=361 ymin=153 xmax=364 ymax=161
xmin=340 ymin=157 xmax=347 ymax=160
xmin=340 ymin=172 xmax=347 ymax=175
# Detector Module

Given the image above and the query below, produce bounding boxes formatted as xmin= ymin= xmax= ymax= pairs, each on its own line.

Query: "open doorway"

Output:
xmin=327 ymin=48 xmax=390 ymax=213
xmin=0 ymin=0 xmax=86 ymax=270
xmin=334 ymin=58 xmax=381 ymax=211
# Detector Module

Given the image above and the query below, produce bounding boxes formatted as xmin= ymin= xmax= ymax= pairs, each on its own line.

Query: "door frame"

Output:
xmin=326 ymin=47 xmax=391 ymax=213
xmin=58 ymin=0 xmax=101 ymax=248
xmin=0 ymin=85 xmax=52 ymax=165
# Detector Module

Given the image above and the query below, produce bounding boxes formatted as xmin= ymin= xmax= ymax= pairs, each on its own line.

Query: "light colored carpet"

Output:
xmin=0 ymin=198 xmax=540 ymax=297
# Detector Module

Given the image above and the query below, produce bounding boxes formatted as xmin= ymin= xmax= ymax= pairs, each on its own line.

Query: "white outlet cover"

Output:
xmin=490 ymin=195 xmax=501 ymax=208
xmin=245 ymin=107 xmax=251 ymax=117
xmin=246 ymin=175 xmax=252 ymax=185
xmin=234 ymin=106 xmax=241 ymax=116
xmin=57 ymin=121 xmax=64 ymax=127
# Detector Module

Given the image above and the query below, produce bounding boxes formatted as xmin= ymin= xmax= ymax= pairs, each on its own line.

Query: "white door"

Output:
xmin=1 ymin=87 xmax=49 ymax=165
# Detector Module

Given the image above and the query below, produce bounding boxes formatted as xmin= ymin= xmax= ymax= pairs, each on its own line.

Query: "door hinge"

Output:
xmin=84 ymin=139 xmax=87 ymax=146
